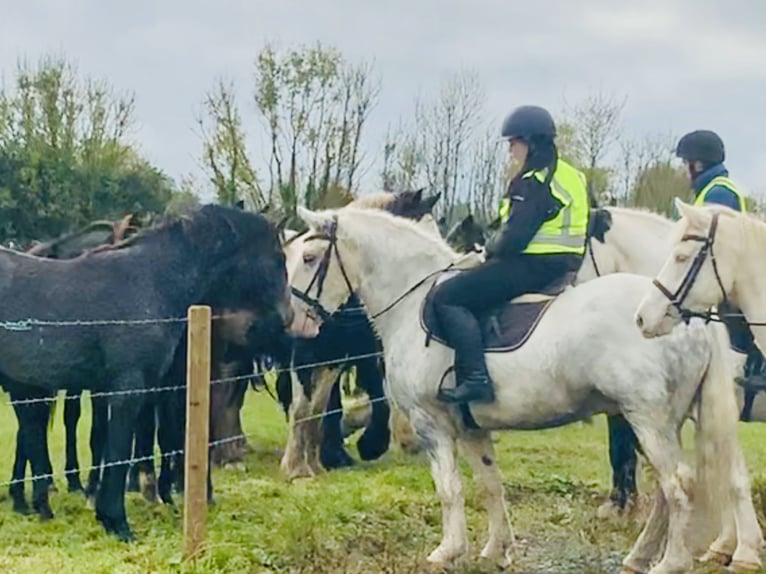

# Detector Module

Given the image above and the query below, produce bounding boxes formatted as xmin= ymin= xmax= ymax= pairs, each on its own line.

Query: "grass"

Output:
xmin=1 ymin=392 xmax=766 ymax=573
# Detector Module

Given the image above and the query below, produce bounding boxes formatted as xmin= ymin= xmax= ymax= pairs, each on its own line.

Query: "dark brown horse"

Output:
xmin=0 ymin=204 xmax=295 ymax=540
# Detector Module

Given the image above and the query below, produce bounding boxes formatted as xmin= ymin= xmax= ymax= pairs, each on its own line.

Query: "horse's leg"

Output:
xmin=457 ymin=431 xmax=514 ymax=566
xmin=10 ymin=423 xmax=30 ymax=514
xmin=621 ymin=423 xmax=692 ymax=574
xmin=11 ymin=393 xmax=55 ymax=520
xmin=320 ymin=377 xmax=355 ymax=469
xmin=598 ymin=414 xmax=639 ymax=518
xmin=421 ymin=424 xmax=467 ymax=565
xmin=156 ymin=395 xmax=178 ymax=505
xmin=85 ymin=394 xmax=108 ymax=507
xmin=95 ymin=376 xmax=144 ymax=541
xmin=305 ymin=366 xmax=343 ymax=475
xmin=210 ymin=376 xmax=249 ymax=468
xmin=279 ymin=368 xmax=313 ymax=479
xmin=697 ymin=420 xmax=763 ymax=570
xmin=63 ymin=390 xmax=84 ymax=493
xmin=132 ymin=399 xmax=159 ymax=504
xmin=355 ymin=357 xmax=391 ymax=462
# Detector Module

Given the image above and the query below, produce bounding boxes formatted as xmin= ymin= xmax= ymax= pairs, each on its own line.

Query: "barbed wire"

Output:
xmin=0 ymin=312 xmax=254 ymax=332
xmin=0 ymin=393 xmax=390 ymax=489
xmin=4 ymin=350 xmax=385 ymax=407
xmin=0 ymin=433 xmax=250 ymax=489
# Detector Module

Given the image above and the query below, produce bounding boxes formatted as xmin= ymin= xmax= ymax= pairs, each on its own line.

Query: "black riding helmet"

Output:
xmin=501 ymin=105 xmax=556 ymax=141
xmin=675 ymin=130 xmax=725 ymax=164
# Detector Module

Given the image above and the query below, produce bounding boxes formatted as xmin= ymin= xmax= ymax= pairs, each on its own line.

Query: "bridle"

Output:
xmin=289 ymin=215 xmax=355 ymax=324
xmin=651 ymin=211 xmax=728 ymax=323
xmin=290 ymin=215 xmax=456 ymax=324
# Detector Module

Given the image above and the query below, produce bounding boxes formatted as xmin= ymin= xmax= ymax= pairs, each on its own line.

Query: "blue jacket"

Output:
xmin=693 ymin=163 xmax=742 ymax=212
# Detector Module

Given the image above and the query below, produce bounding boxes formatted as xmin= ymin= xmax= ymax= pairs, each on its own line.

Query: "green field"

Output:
xmin=1 ymin=392 xmax=765 ymax=573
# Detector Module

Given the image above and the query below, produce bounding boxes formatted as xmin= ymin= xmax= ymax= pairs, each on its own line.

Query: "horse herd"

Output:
xmin=2 ymin=191 xmax=765 ymax=574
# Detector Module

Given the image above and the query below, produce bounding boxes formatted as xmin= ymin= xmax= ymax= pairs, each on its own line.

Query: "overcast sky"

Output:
xmin=2 ymin=0 xmax=765 ymax=201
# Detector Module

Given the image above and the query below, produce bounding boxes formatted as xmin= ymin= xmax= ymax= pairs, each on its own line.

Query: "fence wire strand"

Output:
xmin=4 ymin=350 xmax=384 ymax=407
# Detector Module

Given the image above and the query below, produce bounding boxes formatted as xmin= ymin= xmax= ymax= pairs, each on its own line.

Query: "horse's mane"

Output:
xmin=606 ymin=205 xmax=673 ymax=226
xmin=337 ymin=206 xmax=457 ymax=259
xmin=347 ymin=192 xmax=395 ymax=210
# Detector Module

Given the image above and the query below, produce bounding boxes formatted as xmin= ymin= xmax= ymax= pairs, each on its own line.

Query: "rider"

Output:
xmin=675 ymin=129 xmax=746 ymax=212
xmin=432 ymin=105 xmax=590 ymax=404
xmin=674 ymin=130 xmax=762 ymax=392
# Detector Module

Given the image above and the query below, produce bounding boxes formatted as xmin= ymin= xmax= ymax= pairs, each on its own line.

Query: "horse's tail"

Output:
xmin=691 ymin=322 xmax=763 ymax=561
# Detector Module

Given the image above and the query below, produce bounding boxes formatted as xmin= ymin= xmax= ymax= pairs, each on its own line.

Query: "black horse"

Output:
xmin=6 ymin=216 xmax=139 ymax=514
xmin=271 ymin=189 xmax=441 ymax=471
xmin=0 ymin=204 xmax=294 ymax=540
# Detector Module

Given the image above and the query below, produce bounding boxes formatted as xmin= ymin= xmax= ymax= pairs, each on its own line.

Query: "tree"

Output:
xmin=195 ymin=43 xmax=378 ymax=224
xmin=254 ymin=43 xmax=379 ymax=217
xmin=629 ymin=162 xmax=690 ymax=217
xmin=196 ymin=79 xmax=262 ymax=208
xmin=381 ymin=71 xmax=507 ymax=225
xmin=560 ymin=91 xmax=626 ymax=204
xmin=0 ymin=54 xmax=176 ymax=243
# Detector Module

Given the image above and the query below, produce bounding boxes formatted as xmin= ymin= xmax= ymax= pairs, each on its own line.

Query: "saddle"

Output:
xmin=420 ymin=270 xmax=577 ymax=353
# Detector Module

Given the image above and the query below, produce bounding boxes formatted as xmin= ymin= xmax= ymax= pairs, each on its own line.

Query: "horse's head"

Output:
xmin=287 ymin=206 xmax=362 ymax=329
xmin=182 ymin=205 xmax=319 ymax=353
xmin=445 ymin=214 xmax=487 ymax=253
xmin=635 ymin=198 xmax=740 ymax=338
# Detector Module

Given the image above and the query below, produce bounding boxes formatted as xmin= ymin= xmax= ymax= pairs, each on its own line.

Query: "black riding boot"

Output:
xmin=434 ymin=304 xmax=495 ymax=404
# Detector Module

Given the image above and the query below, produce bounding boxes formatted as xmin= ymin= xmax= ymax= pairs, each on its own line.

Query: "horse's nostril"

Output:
xmin=636 ymin=314 xmax=644 ymax=330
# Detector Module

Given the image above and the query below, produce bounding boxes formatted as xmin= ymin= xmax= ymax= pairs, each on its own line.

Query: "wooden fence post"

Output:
xmin=184 ymin=305 xmax=212 ymax=558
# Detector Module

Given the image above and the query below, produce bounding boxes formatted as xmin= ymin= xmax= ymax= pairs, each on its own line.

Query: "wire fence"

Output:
xmin=0 ymin=394 xmax=390 ymax=489
xmin=0 ymin=311 xmax=390 ymax=492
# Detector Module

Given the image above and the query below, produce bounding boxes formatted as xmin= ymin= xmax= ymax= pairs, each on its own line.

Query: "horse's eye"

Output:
xmin=675 ymin=253 xmax=689 ymax=263
xmin=303 ymin=253 xmax=317 ymax=265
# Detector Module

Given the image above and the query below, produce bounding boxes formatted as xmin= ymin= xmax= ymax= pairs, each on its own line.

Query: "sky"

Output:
xmin=2 ymin=0 xmax=765 ymax=201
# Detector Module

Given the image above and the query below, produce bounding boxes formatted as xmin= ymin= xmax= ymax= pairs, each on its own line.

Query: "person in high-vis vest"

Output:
xmin=432 ymin=105 xmax=589 ymax=404
xmin=675 ymin=129 xmax=762 ymax=386
xmin=675 ymin=129 xmax=746 ymax=212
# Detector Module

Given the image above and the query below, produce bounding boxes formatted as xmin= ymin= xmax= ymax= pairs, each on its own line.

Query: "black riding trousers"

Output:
xmin=431 ymin=253 xmax=581 ymax=374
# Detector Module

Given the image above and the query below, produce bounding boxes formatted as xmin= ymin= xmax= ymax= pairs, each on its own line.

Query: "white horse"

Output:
xmin=279 ymin=192 xmax=444 ymax=479
xmin=288 ymin=205 xmax=762 ymax=574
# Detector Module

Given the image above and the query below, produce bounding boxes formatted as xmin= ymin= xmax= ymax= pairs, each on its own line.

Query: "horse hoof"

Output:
xmin=700 ymin=549 xmax=732 ymax=566
xmin=618 ymin=567 xmax=644 ymax=574
xmin=12 ymin=499 xmax=31 ymax=515
xmin=728 ymin=560 xmax=762 ymax=572
xmin=101 ymin=519 xmax=135 ymax=543
xmin=320 ymin=447 xmax=355 ymax=469
xmin=85 ymin=495 xmax=96 ymax=510
xmin=34 ymin=504 xmax=54 ymax=521
xmin=67 ymin=481 xmax=84 ymax=494
xmin=357 ymin=430 xmax=390 ymax=461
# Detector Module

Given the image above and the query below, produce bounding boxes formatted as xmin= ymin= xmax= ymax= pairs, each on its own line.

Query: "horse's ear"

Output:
xmin=297 ymin=206 xmax=332 ymax=230
xmin=675 ymin=198 xmax=705 ymax=226
xmin=275 ymin=215 xmax=289 ymax=235
xmin=412 ymin=188 xmax=424 ymax=202
xmin=420 ymin=192 xmax=441 ymax=213
xmin=461 ymin=213 xmax=474 ymax=227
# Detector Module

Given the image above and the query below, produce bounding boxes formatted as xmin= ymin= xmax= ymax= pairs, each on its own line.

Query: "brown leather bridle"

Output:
xmin=651 ymin=211 xmax=728 ymax=323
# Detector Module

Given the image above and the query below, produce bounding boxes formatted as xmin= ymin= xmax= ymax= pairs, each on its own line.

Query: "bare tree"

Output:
xmin=616 ymin=131 xmax=677 ymax=206
xmin=253 ymin=43 xmax=379 ymax=216
xmin=561 ymin=90 xmax=627 ymax=204
xmin=196 ymin=79 xmax=262 ymax=208
xmin=381 ymin=70 xmax=489 ymax=222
